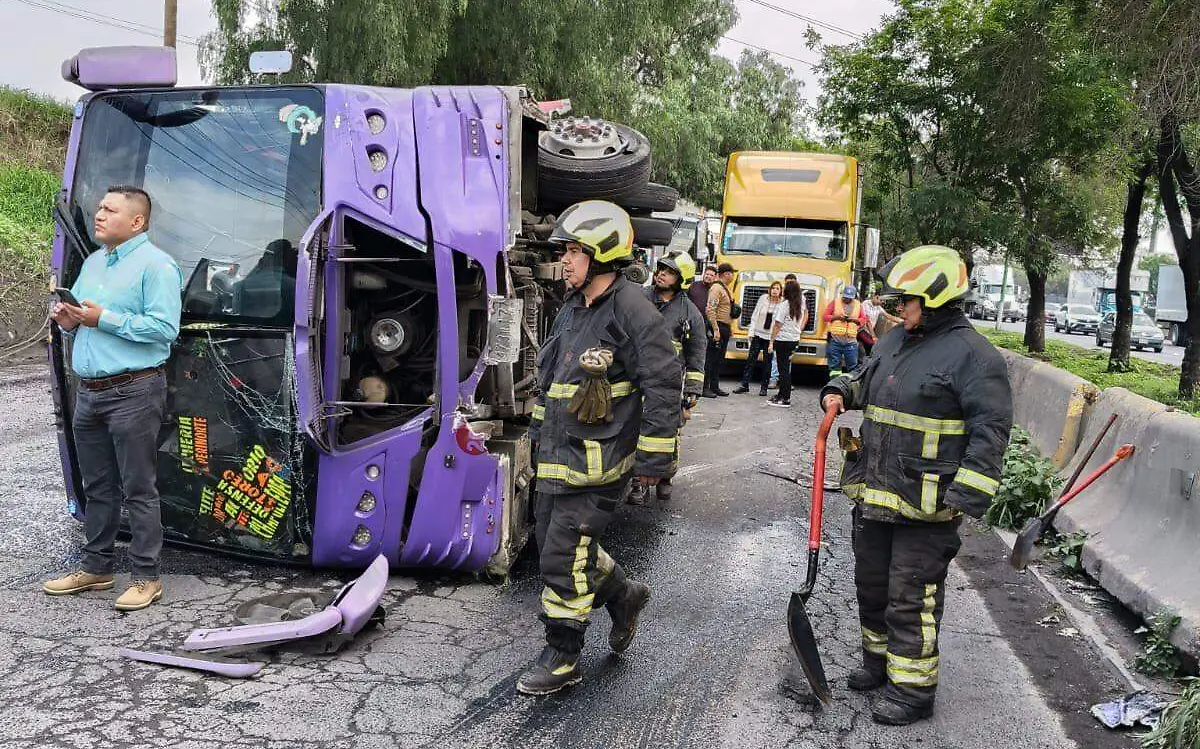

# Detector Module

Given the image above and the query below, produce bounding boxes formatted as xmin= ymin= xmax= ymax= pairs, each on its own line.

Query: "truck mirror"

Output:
xmin=861 ymin=227 xmax=881 ymax=268
xmin=249 ymin=51 xmax=294 ymax=75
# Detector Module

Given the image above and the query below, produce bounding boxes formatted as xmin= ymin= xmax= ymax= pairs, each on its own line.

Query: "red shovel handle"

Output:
xmin=810 ymin=406 xmax=838 ymax=551
xmin=1046 ymin=443 xmax=1135 ymax=516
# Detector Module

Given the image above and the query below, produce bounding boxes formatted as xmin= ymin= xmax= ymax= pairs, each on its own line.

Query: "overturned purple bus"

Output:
xmin=49 ymin=46 xmax=673 ymax=573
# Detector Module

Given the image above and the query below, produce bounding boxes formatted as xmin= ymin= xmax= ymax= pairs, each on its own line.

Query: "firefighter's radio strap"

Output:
xmin=569 ymin=347 xmax=616 ymax=424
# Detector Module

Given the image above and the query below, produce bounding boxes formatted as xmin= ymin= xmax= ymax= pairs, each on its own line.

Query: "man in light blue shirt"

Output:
xmin=44 ymin=186 xmax=182 ymax=611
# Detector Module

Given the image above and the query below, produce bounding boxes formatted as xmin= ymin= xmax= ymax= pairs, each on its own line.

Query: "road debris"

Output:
xmin=1091 ymin=690 xmax=1170 ymax=730
xmin=1057 ymin=627 xmax=1080 ymax=639
xmin=1036 ymin=614 xmax=1061 ymax=628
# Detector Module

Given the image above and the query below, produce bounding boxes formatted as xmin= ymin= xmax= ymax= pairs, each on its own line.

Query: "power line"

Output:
xmin=721 ymin=35 xmax=819 ymax=69
xmin=10 ymin=0 xmax=199 ymax=47
xmin=743 ymin=0 xmax=864 ymax=41
xmin=30 ymin=0 xmax=200 ymax=43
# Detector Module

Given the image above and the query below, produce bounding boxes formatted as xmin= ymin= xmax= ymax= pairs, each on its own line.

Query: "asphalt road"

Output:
xmin=977 ymin=319 xmax=1184 ymax=366
xmin=0 ymin=366 xmax=1141 ymax=749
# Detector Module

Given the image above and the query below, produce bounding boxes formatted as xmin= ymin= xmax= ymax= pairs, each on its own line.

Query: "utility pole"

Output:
xmin=164 ymin=0 xmax=178 ymax=48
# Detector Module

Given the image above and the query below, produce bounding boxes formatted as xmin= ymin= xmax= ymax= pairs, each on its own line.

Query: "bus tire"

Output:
xmin=631 ymin=217 xmax=674 ymax=247
xmin=536 ymin=122 xmax=651 ymax=207
xmin=617 ymin=182 xmax=679 ymax=212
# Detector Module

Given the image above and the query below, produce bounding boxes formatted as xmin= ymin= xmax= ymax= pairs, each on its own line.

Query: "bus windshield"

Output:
xmin=721 ymin=217 xmax=847 ymax=261
xmin=68 ymin=87 xmax=325 ymax=326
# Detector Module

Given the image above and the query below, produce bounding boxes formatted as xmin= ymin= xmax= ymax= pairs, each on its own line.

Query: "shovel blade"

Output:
xmin=787 ymin=591 xmax=832 ymax=704
xmin=1010 ymin=516 xmax=1045 ymax=570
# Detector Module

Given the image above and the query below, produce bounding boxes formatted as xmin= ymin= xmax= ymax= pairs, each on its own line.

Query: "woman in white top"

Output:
xmin=766 ymin=281 xmax=808 ymax=407
xmin=734 ymin=281 xmax=782 ymax=396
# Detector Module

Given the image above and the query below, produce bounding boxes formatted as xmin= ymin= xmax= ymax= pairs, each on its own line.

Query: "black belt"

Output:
xmin=79 ymin=366 xmax=163 ymax=392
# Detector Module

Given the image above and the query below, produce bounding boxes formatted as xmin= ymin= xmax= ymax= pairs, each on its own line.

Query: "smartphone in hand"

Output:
xmin=53 ymin=287 xmax=82 ymax=307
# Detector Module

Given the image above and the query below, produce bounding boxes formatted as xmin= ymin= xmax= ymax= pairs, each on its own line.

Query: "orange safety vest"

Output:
xmin=828 ymin=299 xmax=862 ymax=338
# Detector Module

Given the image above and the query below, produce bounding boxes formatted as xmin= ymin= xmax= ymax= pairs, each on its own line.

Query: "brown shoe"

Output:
xmin=43 ymin=571 xmax=115 ymax=596
xmin=115 ymin=580 xmax=164 ymax=611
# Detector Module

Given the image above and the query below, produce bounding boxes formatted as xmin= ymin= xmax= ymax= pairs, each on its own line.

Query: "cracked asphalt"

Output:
xmin=0 ymin=365 xmax=1136 ymax=748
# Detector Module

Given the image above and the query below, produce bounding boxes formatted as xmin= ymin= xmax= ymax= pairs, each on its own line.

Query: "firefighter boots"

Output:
xmin=607 ymin=581 xmax=652 ymax=653
xmin=847 ymin=663 xmax=886 ymax=691
xmin=516 ymin=645 xmax=582 ymax=696
xmin=656 ymin=478 xmax=673 ymax=501
xmin=872 ymin=695 xmax=935 ymax=726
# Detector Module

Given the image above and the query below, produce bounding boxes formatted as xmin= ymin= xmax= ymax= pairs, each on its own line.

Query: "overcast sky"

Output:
xmin=1 ymin=0 xmax=895 ymax=103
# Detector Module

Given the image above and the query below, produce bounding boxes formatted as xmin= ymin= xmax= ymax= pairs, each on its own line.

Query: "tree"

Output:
xmin=1091 ymin=0 xmax=1200 ymax=397
xmin=814 ymin=0 xmax=1124 ymax=352
xmin=200 ymin=0 xmax=803 ymax=207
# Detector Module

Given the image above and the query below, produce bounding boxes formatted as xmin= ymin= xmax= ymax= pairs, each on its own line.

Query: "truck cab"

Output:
xmin=716 ymin=152 xmax=865 ymax=367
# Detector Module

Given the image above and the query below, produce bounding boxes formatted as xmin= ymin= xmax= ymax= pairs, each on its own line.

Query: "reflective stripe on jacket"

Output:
xmin=820 ymin=309 xmax=1012 ymax=523
xmin=828 ymin=298 xmax=863 ymax=339
xmin=530 ymin=277 xmax=682 ymax=494
xmin=647 ymin=286 xmax=707 ymax=397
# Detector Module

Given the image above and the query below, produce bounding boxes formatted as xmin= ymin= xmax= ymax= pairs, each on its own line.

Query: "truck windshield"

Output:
xmin=721 ymin=217 xmax=847 ymax=261
xmin=69 ymin=88 xmax=324 ymax=326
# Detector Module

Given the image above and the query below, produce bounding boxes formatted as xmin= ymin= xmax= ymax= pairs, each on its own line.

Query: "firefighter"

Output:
xmin=820 ymin=245 xmax=1013 ymax=725
xmin=628 ymin=251 xmax=706 ymax=504
xmin=521 ymin=200 xmax=682 ymax=696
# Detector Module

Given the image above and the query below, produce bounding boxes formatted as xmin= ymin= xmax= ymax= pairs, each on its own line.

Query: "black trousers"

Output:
xmin=704 ymin=322 xmax=732 ymax=392
xmin=739 ymin=335 xmax=771 ymax=390
xmin=74 ymin=373 xmax=168 ymax=580
xmin=535 ymin=488 xmax=630 ymax=654
xmin=852 ymin=505 xmax=962 ymax=708
xmin=773 ymin=340 xmax=798 ymax=400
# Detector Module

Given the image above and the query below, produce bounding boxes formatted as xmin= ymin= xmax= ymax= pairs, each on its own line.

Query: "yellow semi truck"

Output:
xmin=717 ymin=151 xmax=874 ymax=368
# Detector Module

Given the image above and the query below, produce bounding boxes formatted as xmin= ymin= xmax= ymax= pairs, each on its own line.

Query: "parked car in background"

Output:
xmin=1045 ymin=306 xmax=1058 ymax=326
xmin=1096 ymin=311 xmax=1165 ymax=352
xmin=1055 ymin=304 xmax=1101 ymax=335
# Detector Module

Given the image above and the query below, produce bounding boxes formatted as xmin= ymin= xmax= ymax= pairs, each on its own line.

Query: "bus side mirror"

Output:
xmin=249 ymin=51 xmax=294 ymax=75
xmin=62 ymin=46 xmax=177 ymax=91
xmin=860 ymin=227 xmax=881 ymax=268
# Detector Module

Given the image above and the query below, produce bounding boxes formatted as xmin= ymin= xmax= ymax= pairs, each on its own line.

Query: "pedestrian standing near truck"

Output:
xmin=823 ymin=285 xmax=870 ymax=378
xmin=734 ymin=280 xmax=782 ymax=396
xmin=702 ymin=262 xmax=737 ymax=398
xmin=766 ymin=281 xmax=807 ymax=408
xmin=820 ymin=245 xmax=1012 ymax=725
xmin=521 ymin=200 xmax=682 ymax=695
xmin=43 ymin=186 xmax=182 ymax=611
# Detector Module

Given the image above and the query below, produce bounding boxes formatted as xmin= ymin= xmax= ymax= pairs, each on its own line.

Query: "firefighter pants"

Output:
xmin=852 ymin=505 xmax=962 ymax=707
xmin=535 ymin=488 xmax=629 ymax=655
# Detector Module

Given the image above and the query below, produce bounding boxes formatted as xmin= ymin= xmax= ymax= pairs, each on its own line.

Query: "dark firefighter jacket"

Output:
xmin=820 ymin=309 xmax=1013 ymax=523
xmin=646 ymin=286 xmax=707 ymax=398
xmin=530 ymin=276 xmax=683 ymax=494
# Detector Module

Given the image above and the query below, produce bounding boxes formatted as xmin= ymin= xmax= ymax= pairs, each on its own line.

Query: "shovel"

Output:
xmin=787 ymin=405 xmax=838 ymax=705
xmin=1010 ymin=440 xmax=1134 ymax=570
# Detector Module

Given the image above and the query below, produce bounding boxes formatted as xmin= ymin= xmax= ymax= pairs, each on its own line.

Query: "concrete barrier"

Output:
xmin=998 ymin=350 xmax=1095 ymax=464
xmin=1053 ymin=387 xmax=1200 ymax=659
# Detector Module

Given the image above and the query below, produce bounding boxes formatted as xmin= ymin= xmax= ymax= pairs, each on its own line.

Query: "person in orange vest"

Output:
xmin=823 ymin=286 xmax=870 ymax=378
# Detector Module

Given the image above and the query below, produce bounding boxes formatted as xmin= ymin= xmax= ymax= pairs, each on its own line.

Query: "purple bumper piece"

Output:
xmin=120 ymin=648 xmax=265 ymax=678
xmin=182 ymin=607 xmax=341 ymax=651
xmin=334 ymin=554 xmax=389 ymax=635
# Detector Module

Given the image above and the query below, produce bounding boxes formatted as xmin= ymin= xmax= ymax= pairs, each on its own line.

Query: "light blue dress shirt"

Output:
xmin=67 ymin=232 xmax=184 ymax=379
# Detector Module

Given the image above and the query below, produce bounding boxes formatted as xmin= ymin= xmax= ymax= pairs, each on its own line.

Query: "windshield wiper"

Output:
xmin=54 ymin=190 xmax=96 ymax=263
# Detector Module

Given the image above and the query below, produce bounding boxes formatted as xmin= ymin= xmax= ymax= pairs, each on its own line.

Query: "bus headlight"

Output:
xmin=357 ymin=492 xmax=377 ymax=513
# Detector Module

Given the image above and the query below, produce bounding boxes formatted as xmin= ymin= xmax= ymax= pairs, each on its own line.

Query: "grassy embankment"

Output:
xmin=0 ymin=86 xmax=70 ymax=353
xmin=978 ymin=328 xmax=1200 ymax=416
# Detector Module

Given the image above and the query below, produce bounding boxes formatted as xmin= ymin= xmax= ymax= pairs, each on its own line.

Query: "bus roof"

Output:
xmin=722 ymin=151 xmax=858 ymax=222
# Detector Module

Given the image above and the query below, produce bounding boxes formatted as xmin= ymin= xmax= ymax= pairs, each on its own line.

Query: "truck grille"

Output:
xmin=738 ymin=285 xmax=819 ymax=335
